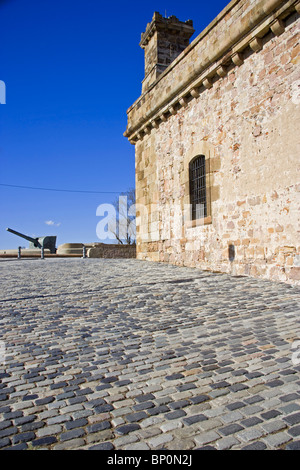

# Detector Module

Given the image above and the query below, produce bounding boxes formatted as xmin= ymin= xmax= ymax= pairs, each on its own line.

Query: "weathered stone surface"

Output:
xmin=125 ymin=0 xmax=300 ymax=286
xmin=87 ymin=244 xmax=136 ymax=259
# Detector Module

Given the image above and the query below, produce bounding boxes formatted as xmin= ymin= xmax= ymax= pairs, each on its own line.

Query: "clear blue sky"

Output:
xmin=0 ymin=0 xmax=229 ymax=249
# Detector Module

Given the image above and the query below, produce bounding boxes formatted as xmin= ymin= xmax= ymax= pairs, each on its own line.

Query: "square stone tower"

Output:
xmin=140 ymin=12 xmax=195 ymax=92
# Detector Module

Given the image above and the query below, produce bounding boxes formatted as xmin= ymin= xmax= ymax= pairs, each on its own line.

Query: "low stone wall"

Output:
xmin=57 ymin=243 xmax=84 ymax=255
xmin=0 ymin=249 xmax=51 ymax=258
xmin=87 ymin=244 xmax=136 ymax=259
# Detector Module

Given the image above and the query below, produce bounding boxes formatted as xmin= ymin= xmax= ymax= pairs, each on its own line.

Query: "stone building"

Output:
xmin=124 ymin=0 xmax=300 ymax=285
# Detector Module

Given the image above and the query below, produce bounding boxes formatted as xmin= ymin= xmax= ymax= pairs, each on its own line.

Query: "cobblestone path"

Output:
xmin=0 ymin=259 xmax=299 ymax=450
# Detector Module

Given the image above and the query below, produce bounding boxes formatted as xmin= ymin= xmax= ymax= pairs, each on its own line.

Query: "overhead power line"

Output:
xmin=0 ymin=183 xmax=123 ymax=194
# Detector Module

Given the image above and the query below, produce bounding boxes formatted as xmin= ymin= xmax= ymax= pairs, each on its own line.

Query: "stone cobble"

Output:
xmin=0 ymin=258 xmax=299 ymax=450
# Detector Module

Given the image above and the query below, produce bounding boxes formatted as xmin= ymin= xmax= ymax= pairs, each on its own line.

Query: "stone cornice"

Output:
xmin=125 ymin=0 xmax=299 ymax=144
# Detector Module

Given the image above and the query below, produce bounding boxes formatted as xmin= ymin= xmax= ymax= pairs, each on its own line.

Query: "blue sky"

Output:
xmin=0 ymin=0 xmax=229 ymax=249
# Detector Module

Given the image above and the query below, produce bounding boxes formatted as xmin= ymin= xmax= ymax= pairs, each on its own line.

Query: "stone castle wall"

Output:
xmin=57 ymin=243 xmax=136 ymax=259
xmin=125 ymin=0 xmax=300 ymax=284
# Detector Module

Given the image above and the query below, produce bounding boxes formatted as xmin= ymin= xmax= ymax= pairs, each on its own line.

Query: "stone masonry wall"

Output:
xmin=126 ymin=0 xmax=300 ymax=285
xmin=87 ymin=244 xmax=136 ymax=259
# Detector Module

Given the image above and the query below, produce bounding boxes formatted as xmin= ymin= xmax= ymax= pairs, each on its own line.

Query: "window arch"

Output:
xmin=189 ymin=155 xmax=207 ymax=220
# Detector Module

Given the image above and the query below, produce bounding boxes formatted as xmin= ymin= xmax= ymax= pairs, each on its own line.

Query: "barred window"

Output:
xmin=189 ymin=155 xmax=207 ymax=220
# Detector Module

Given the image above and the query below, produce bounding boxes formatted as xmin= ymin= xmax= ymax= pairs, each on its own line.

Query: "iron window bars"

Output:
xmin=189 ymin=155 xmax=207 ymax=220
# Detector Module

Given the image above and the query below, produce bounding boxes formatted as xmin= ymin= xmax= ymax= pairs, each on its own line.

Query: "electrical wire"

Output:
xmin=0 ymin=183 xmax=124 ymax=194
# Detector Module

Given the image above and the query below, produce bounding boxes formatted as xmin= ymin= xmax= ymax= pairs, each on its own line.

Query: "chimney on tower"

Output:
xmin=140 ymin=12 xmax=195 ymax=93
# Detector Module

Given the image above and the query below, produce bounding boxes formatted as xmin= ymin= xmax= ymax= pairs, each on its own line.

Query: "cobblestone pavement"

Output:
xmin=0 ymin=258 xmax=300 ymax=450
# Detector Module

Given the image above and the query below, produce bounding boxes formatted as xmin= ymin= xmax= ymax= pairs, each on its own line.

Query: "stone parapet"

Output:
xmin=57 ymin=243 xmax=84 ymax=255
xmin=87 ymin=244 xmax=136 ymax=259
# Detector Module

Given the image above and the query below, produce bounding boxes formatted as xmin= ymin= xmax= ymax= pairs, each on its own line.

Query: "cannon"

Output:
xmin=6 ymin=228 xmax=57 ymax=254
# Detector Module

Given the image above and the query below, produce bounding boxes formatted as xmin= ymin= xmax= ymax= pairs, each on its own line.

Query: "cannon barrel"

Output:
xmin=6 ymin=228 xmax=57 ymax=253
xmin=6 ymin=228 xmax=42 ymax=248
